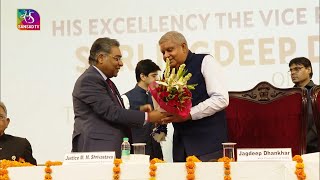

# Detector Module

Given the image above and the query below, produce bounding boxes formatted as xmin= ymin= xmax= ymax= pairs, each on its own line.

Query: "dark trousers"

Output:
xmin=173 ymin=146 xmax=223 ymax=162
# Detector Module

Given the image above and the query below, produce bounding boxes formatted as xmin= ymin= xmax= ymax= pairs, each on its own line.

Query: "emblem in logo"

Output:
xmin=17 ymin=9 xmax=40 ymax=30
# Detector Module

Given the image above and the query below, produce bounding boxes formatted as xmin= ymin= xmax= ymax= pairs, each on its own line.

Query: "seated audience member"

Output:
xmin=0 ymin=101 xmax=37 ymax=165
xmin=289 ymin=57 xmax=318 ymax=153
xmin=122 ymin=59 xmax=163 ymax=159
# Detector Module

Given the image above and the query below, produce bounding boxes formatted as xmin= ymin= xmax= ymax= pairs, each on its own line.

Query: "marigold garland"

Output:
xmin=44 ymin=161 xmax=63 ymax=180
xmin=218 ymin=157 xmax=232 ymax=180
xmin=0 ymin=159 xmax=34 ymax=180
xmin=292 ymin=155 xmax=306 ymax=180
xmin=185 ymin=156 xmax=201 ymax=180
xmin=149 ymin=158 xmax=165 ymax=180
xmin=0 ymin=155 xmax=308 ymax=180
xmin=113 ymin=158 xmax=122 ymax=180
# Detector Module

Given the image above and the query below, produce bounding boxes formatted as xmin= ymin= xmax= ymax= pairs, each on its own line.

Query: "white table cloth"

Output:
xmin=7 ymin=153 xmax=319 ymax=180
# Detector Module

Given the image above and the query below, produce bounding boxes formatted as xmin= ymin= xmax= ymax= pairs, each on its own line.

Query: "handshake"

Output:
xmin=140 ymin=104 xmax=191 ymax=124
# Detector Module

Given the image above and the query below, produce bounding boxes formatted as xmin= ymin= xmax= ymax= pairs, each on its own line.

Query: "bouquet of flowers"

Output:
xmin=148 ymin=58 xmax=197 ymax=142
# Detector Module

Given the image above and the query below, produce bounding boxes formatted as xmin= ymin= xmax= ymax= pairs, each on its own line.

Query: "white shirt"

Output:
xmin=190 ymin=55 xmax=229 ymax=120
xmin=121 ymin=94 xmax=130 ymax=109
xmin=93 ymin=65 xmax=107 ymax=80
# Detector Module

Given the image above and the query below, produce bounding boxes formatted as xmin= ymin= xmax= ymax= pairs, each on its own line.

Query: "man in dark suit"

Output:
xmin=0 ymin=101 xmax=37 ymax=165
xmin=289 ymin=57 xmax=318 ymax=153
xmin=122 ymin=59 xmax=163 ymax=159
xmin=72 ymin=37 xmax=165 ymax=158
xmin=159 ymin=31 xmax=229 ymax=162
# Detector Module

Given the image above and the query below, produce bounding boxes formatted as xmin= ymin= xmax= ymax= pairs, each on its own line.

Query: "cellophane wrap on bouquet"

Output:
xmin=148 ymin=58 xmax=197 ymax=142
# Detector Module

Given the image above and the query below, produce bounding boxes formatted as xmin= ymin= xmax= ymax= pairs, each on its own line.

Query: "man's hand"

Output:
xmin=148 ymin=110 xmax=168 ymax=123
xmin=139 ymin=104 xmax=153 ymax=112
xmin=161 ymin=113 xmax=191 ymax=124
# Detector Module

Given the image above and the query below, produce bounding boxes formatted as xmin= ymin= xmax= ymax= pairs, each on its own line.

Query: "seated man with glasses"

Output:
xmin=289 ymin=57 xmax=318 ymax=153
xmin=0 ymin=101 xmax=37 ymax=165
xmin=289 ymin=57 xmax=316 ymax=89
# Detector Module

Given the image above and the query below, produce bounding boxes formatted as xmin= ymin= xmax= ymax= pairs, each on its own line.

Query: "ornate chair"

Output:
xmin=225 ymin=81 xmax=308 ymax=156
xmin=310 ymin=85 xmax=320 ymax=151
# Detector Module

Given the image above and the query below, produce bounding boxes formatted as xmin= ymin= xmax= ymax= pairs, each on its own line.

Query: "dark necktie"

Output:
xmin=106 ymin=78 xmax=123 ymax=107
xmin=106 ymin=79 xmax=131 ymax=140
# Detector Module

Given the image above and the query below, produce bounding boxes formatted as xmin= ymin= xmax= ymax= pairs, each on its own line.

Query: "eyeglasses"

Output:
xmin=288 ymin=67 xmax=305 ymax=73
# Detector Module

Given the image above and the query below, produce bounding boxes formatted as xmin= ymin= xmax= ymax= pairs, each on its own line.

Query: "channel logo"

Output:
xmin=17 ymin=9 xmax=40 ymax=30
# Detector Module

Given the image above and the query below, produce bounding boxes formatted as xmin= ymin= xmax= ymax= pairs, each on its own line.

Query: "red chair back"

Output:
xmin=310 ymin=85 xmax=320 ymax=151
xmin=226 ymin=81 xmax=308 ymax=156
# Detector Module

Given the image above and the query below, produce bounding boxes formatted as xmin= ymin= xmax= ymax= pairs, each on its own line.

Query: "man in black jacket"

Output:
xmin=289 ymin=57 xmax=318 ymax=153
xmin=122 ymin=59 xmax=163 ymax=159
xmin=0 ymin=101 xmax=37 ymax=165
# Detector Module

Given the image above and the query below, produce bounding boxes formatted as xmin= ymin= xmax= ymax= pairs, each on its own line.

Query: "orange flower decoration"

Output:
xmin=149 ymin=158 xmax=165 ymax=180
xmin=0 ymin=159 xmax=34 ymax=180
xmin=45 ymin=167 xmax=52 ymax=173
xmin=225 ymin=169 xmax=231 ymax=175
xmin=185 ymin=155 xmax=201 ymax=180
xmin=186 ymin=161 xmax=195 ymax=169
xmin=292 ymin=155 xmax=303 ymax=163
xmin=113 ymin=174 xmax=120 ymax=180
xmin=292 ymin=155 xmax=306 ymax=180
xmin=149 ymin=164 xmax=157 ymax=171
xmin=218 ymin=157 xmax=232 ymax=180
xmin=0 ymin=169 xmax=8 ymax=176
xmin=186 ymin=173 xmax=195 ymax=180
xmin=44 ymin=161 xmax=62 ymax=180
xmin=113 ymin=158 xmax=122 ymax=180
xmin=187 ymin=168 xmax=195 ymax=174
xmin=186 ymin=156 xmax=201 ymax=162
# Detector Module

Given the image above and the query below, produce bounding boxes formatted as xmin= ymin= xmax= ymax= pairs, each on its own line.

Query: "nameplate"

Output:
xmin=63 ymin=152 xmax=115 ymax=165
xmin=237 ymin=148 xmax=292 ymax=161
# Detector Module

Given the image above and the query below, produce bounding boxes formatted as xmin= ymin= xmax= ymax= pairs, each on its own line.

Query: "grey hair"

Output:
xmin=158 ymin=31 xmax=188 ymax=47
xmin=88 ymin=37 xmax=120 ymax=65
xmin=0 ymin=101 xmax=7 ymax=116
